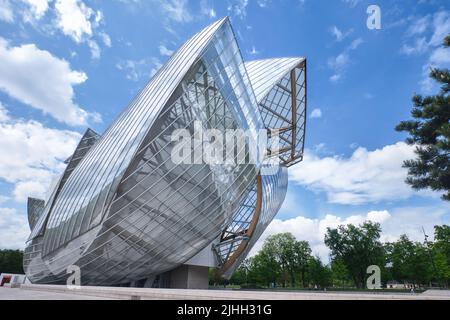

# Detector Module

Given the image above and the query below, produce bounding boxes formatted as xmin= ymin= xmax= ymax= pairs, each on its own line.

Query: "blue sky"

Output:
xmin=0 ymin=0 xmax=449 ymax=260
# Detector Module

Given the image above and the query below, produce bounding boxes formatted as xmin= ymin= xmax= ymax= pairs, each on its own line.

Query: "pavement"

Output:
xmin=0 ymin=284 xmax=448 ymax=300
xmin=0 ymin=286 xmax=108 ymax=300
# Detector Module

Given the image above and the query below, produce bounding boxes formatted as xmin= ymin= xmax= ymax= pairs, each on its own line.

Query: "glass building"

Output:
xmin=23 ymin=17 xmax=307 ymax=289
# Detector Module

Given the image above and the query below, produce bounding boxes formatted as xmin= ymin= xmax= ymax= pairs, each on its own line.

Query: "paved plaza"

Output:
xmin=1 ymin=285 xmax=449 ymax=300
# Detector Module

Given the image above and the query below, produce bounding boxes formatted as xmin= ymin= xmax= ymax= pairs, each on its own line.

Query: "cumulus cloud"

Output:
xmin=0 ymin=38 xmax=101 ymax=126
xmin=0 ymin=103 xmax=81 ymax=202
xmin=21 ymin=0 xmax=50 ymax=21
xmin=0 ymin=0 xmax=13 ymax=22
xmin=5 ymin=0 xmax=110 ymax=59
xmin=289 ymin=142 xmax=429 ymax=205
xmin=53 ymin=0 xmax=108 ymax=59
xmin=0 ymin=208 xmax=30 ymax=249
xmin=54 ymin=0 xmax=94 ymax=42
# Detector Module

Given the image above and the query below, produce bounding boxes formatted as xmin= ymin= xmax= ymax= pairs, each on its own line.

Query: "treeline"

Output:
xmin=0 ymin=249 xmax=24 ymax=274
xmin=210 ymin=223 xmax=450 ymax=289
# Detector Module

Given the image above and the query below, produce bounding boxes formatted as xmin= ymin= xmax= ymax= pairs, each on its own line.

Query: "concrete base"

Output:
xmin=169 ymin=265 xmax=209 ymax=289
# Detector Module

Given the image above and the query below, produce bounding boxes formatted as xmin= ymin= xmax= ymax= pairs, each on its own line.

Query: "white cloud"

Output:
xmin=0 ymin=0 xmax=109 ymax=58
xmin=53 ymin=0 xmax=109 ymax=58
xmin=429 ymin=11 xmax=450 ymax=47
xmin=349 ymin=38 xmax=363 ymax=50
xmin=0 ymin=208 xmax=30 ymax=249
xmin=330 ymin=26 xmax=352 ymax=42
xmin=0 ymin=0 xmax=13 ymax=22
xmin=379 ymin=205 xmax=449 ymax=243
xmin=289 ymin=142 xmax=429 ymax=205
xmin=161 ymin=0 xmax=192 ymax=23
xmin=328 ymin=38 xmax=363 ymax=82
xmin=400 ymin=37 xmax=428 ymax=55
xmin=228 ymin=0 xmax=248 ymax=20
xmin=401 ymin=11 xmax=450 ymax=92
xmin=99 ymin=31 xmax=112 ymax=47
xmin=0 ymin=105 xmax=81 ymax=203
xmin=21 ymin=0 xmax=50 ymax=20
xmin=0 ymin=38 xmax=101 ymax=126
xmin=331 ymin=26 xmax=343 ymax=41
xmin=0 ymin=102 xmax=8 ymax=122
xmin=200 ymin=0 xmax=216 ymax=18
xmin=406 ymin=15 xmax=430 ymax=36
xmin=310 ymin=108 xmax=322 ymax=119
xmin=87 ymin=39 xmax=101 ymax=60
xmin=116 ymin=57 xmax=162 ymax=82
xmin=421 ymin=45 xmax=450 ymax=92
xmin=329 ymin=74 xmax=341 ymax=82
xmin=54 ymin=0 xmax=94 ymax=43
xmin=0 ymin=195 xmax=8 ymax=204
xmin=13 ymin=180 xmax=48 ymax=203
xmin=159 ymin=44 xmax=174 ymax=57
xmin=257 ymin=0 xmax=271 ymax=7
xmin=429 ymin=46 xmax=450 ymax=65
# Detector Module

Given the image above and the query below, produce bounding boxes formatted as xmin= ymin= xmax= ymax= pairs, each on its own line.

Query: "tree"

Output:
xmin=247 ymin=251 xmax=280 ymax=287
xmin=434 ymin=225 xmax=450 ymax=259
xmin=308 ymin=257 xmax=332 ymax=288
xmin=331 ymin=258 xmax=349 ymax=288
xmin=386 ymin=235 xmax=431 ymax=287
xmin=395 ymin=34 xmax=450 ymax=201
xmin=229 ymin=259 xmax=251 ymax=286
xmin=209 ymin=267 xmax=229 ymax=287
xmin=324 ymin=221 xmax=385 ymax=288
xmin=0 ymin=249 xmax=24 ymax=274
xmin=432 ymin=225 xmax=450 ymax=287
xmin=293 ymin=240 xmax=312 ymax=287
xmin=262 ymin=233 xmax=298 ymax=287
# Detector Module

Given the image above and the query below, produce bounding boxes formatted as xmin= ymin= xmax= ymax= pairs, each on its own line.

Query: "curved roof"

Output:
xmin=245 ymin=57 xmax=305 ymax=102
xmin=245 ymin=57 xmax=307 ymax=167
xmin=38 ymin=18 xmax=229 ymax=254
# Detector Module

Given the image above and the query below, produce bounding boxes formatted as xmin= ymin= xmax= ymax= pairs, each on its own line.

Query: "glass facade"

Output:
xmin=23 ymin=17 xmax=307 ymax=286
